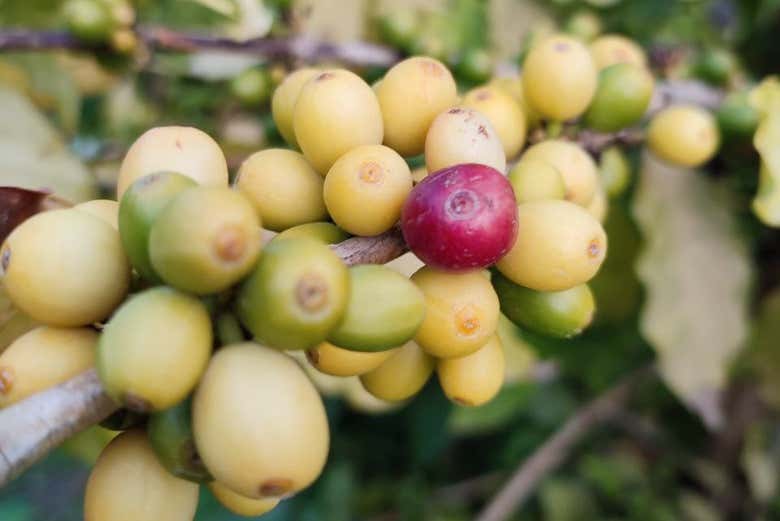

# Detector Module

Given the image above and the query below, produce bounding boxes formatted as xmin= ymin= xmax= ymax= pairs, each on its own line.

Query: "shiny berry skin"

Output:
xmin=401 ymin=163 xmax=518 ymax=271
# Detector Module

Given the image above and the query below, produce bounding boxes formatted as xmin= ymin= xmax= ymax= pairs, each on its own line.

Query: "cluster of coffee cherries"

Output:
xmin=0 ymin=40 xmax=649 ymax=517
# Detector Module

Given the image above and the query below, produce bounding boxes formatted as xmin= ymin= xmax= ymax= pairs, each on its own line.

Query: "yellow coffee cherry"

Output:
xmin=360 ymin=341 xmax=434 ymax=402
xmin=0 ymin=326 xmax=96 ymax=407
xmin=586 ymin=185 xmax=608 ymax=223
xmin=235 ymin=148 xmax=326 ymax=232
xmin=209 ymin=482 xmax=279 ymax=517
xmin=411 ymin=266 xmax=500 ymax=358
xmin=508 ymin=157 xmax=566 ymax=203
xmin=117 ymin=126 xmax=228 ymax=199
xmin=377 ymin=56 xmax=458 ymax=156
xmin=522 ymin=34 xmax=597 ymax=121
xmin=324 ymin=144 xmax=412 ymax=236
xmin=1 ymin=209 xmax=130 ymax=327
xmin=647 ymin=105 xmax=720 ymax=168
xmin=84 ymin=430 xmax=199 ymax=521
xmin=75 ymin=199 xmax=119 ymax=229
xmin=271 ymin=67 xmax=320 ymax=148
xmin=490 ymin=75 xmax=542 ymax=130
xmin=193 ymin=343 xmax=329 ymax=499
xmin=520 ymin=140 xmax=599 ymax=207
xmin=293 ymin=69 xmax=383 ymax=174
xmin=306 ymin=341 xmax=397 ymax=377
xmin=590 ymin=34 xmax=647 ymax=70
xmin=425 ymin=107 xmax=506 ymax=174
xmin=462 ymin=85 xmax=527 ymax=159
xmin=496 ymin=200 xmax=607 ymax=291
xmin=437 ymin=335 xmax=505 ymax=407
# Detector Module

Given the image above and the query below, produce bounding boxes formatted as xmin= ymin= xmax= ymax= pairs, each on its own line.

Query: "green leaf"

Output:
xmin=633 ymin=153 xmax=751 ymax=429
xmin=749 ymin=76 xmax=780 ymax=226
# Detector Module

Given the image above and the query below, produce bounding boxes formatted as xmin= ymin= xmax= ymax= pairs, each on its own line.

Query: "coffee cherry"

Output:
xmin=462 ymin=84 xmax=527 ymax=159
xmin=496 ymin=200 xmax=607 ymax=291
xmin=492 ymin=271 xmax=595 ymax=338
xmin=237 ymin=237 xmax=349 ymax=350
xmin=306 ymin=341 xmax=397 ymax=377
xmin=149 ymin=187 xmax=262 ymax=295
xmin=522 ymin=34 xmax=597 ymax=120
xmin=193 ymin=343 xmax=329 ymax=498
xmin=273 ymin=222 xmax=349 ymax=245
xmin=0 ymin=326 xmax=96 ymax=407
xmin=377 ymin=8 xmax=418 ymax=49
xmin=437 ymin=335 xmax=505 ymax=406
xmin=293 ymin=69 xmax=383 ymax=174
xmin=411 ymin=266 xmax=500 ymax=358
xmin=425 ymin=107 xmax=506 ymax=173
xmin=324 ymin=145 xmax=412 ymax=236
xmin=119 ymin=172 xmax=197 ymax=282
xmin=117 ymin=126 xmax=228 ymax=199
xmin=716 ymin=92 xmax=759 ymax=139
xmin=1 ymin=209 xmax=130 ymax=326
xmin=235 ymin=148 xmax=326 ymax=232
xmin=589 ymin=34 xmax=647 ymax=70
xmin=84 ymin=430 xmax=199 ymax=521
xmin=508 ymin=157 xmax=566 ymax=203
xmin=209 ymin=481 xmax=280 ymax=517
xmin=360 ymin=341 xmax=434 ymax=402
xmin=489 ymin=75 xmax=542 ymax=129
xmin=599 ymin=146 xmax=631 ymax=198
xmin=457 ymin=48 xmax=495 ymax=84
xmin=271 ymin=68 xmax=320 ymax=148
xmin=97 ymin=287 xmax=212 ymax=412
xmin=521 ymin=140 xmax=599 ymax=207
xmin=376 ymin=57 xmax=457 ymax=156
xmin=647 ymin=105 xmax=720 ymax=168
xmin=401 ymin=163 xmax=517 ymax=271
xmin=584 ymin=62 xmax=654 ymax=132
xmin=64 ymin=0 xmax=115 ymax=44
xmin=328 ymin=265 xmax=425 ymax=351
xmin=230 ymin=68 xmax=271 ymax=107
xmin=148 ymin=397 xmax=211 ymax=483
xmin=586 ymin=186 xmax=608 ymax=223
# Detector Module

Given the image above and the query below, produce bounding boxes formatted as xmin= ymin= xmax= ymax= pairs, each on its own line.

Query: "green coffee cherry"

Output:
xmin=64 ymin=0 xmax=115 ymax=44
xmin=149 ymin=186 xmax=262 ymax=295
xmin=716 ymin=92 xmax=759 ymax=139
xmin=584 ymin=63 xmax=654 ymax=132
xmin=273 ymin=222 xmax=350 ymax=245
xmin=118 ymin=172 xmax=197 ymax=283
xmin=97 ymin=287 xmax=213 ymax=412
xmin=492 ymin=270 xmax=595 ymax=338
xmin=237 ymin=237 xmax=349 ymax=350
xmin=377 ymin=9 xmax=418 ymax=50
xmin=328 ymin=265 xmax=426 ymax=352
xmin=148 ymin=397 xmax=212 ymax=483
xmin=230 ymin=68 xmax=272 ymax=107
xmin=599 ymin=146 xmax=631 ymax=198
xmin=695 ymin=48 xmax=737 ymax=86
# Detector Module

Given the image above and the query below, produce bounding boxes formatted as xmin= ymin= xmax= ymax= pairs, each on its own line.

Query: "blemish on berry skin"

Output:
xmin=445 ymin=190 xmax=481 ymax=221
xmin=1 ymin=248 xmax=10 ymax=272
xmin=296 ymin=275 xmax=328 ymax=312
xmin=0 ymin=367 xmax=13 ymax=395
xmin=475 ymin=90 xmax=491 ymax=101
xmin=316 ymin=72 xmax=335 ymax=82
xmin=448 ymin=108 xmax=464 ymax=115
xmin=175 ymin=139 xmax=183 ymax=150
xmin=259 ymin=478 xmax=293 ymax=497
xmin=455 ymin=305 xmax=480 ymax=336
xmin=554 ymin=42 xmax=570 ymax=52
xmin=587 ymin=239 xmax=601 ymax=258
xmin=421 ymin=60 xmax=443 ymax=77
xmin=213 ymin=226 xmax=247 ymax=262
xmin=359 ymin=162 xmax=384 ymax=184
xmin=477 ymin=125 xmax=489 ymax=138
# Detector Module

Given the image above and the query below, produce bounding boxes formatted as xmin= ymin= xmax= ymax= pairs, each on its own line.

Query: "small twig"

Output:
xmin=475 ymin=366 xmax=655 ymax=521
xmin=0 ymin=370 xmax=115 ymax=486
xmin=0 ymin=229 xmax=408 ymax=488
xmin=0 ymin=27 xmax=399 ymax=68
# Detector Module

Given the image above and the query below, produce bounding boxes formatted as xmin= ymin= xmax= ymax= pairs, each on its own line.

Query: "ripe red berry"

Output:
xmin=401 ymin=163 xmax=518 ymax=271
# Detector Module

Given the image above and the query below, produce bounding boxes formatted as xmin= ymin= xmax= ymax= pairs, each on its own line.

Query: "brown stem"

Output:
xmin=475 ymin=366 xmax=655 ymax=521
xmin=0 ymin=27 xmax=399 ymax=67
xmin=0 ymin=229 xmax=408 ymax=488
xmin=0 ymin=369 xmax=115 ymax=486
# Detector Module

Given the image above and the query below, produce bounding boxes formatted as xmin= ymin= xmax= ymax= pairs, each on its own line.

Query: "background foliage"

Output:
xmin=2 ymin=0 xmax=780 ymax=519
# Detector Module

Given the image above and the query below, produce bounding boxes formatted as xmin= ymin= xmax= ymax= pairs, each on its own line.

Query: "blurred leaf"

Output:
xmin=633 ymin=153 xmax=751 ymax=429
xmin=749 ymin=288 xmax=780 ymax=407
xmin=678 ymin=492 xmax=722 ymax=521
xmin=0 ymin=87 xmax=96 ymax=202
xmin=0 ymin=499 xmax=33 ymax=521
xmin=749 ymin=76 xmax=780 ymax=226
xmin=405 ymin=381 xmax=452 ymax=464
xmin=741 ymin=424 xmax=779 ymax=503
xmin=540 ymin=478 xmax=599 ymax=521
xmin=188 ymin=0 xmax=238 ymax=17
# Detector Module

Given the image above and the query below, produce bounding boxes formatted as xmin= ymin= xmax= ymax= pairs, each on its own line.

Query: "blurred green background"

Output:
xmin=2 ymin=0 xmax=780 ymax=519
